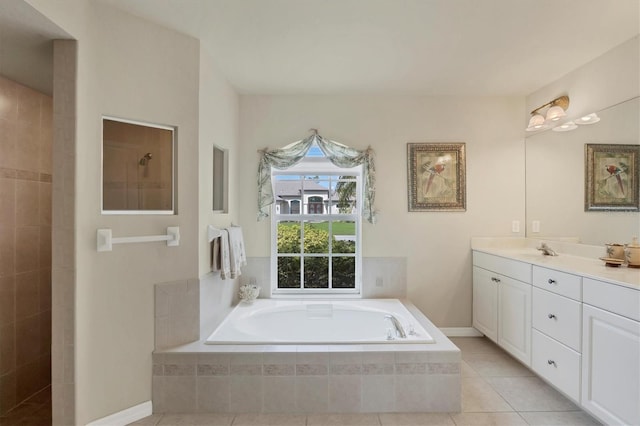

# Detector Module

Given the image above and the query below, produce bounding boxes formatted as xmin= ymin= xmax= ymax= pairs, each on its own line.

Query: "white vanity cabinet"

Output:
xmin=472 ymin=252 xmax=532 ymax=365
xmin=472 ymin=246 xmax=640 ymax=426
xmin=531 ymin=266 xmax=582 ymax=403
xmin=581 ymin=278 xmax=640 ymax=426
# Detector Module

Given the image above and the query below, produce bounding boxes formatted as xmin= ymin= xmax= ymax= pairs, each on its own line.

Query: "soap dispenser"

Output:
xmin=626 ymin=237 xmax=640 ymax=268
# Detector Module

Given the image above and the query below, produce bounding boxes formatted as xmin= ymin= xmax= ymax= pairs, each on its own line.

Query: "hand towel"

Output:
xmin=210 ymin=236 xmax=221 ymax=272
xmin=227 ymin=226 xmax=247 ymax=278
xmin=219 ymin=229 xmax=231 ymax=279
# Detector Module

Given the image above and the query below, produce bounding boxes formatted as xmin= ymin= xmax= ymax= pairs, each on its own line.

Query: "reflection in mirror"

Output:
xmin=102 ymin=117 xmax=174 ymax=214
xmin=212 ymin=145 xmax=228 ymax=213
xmin=525 ymin=97 xmax=639 ymax=245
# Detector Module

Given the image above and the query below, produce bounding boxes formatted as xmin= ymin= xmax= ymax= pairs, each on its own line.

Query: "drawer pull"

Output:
xmin=548 ymin=279 xmax=557 ymax=284
xmin=547 ymin=313 xmax=556 ymax=319
xmin=491 ymin=277 xmax=501 ymax=283
xmin=547 ymin=360 xmax=556 ymax=367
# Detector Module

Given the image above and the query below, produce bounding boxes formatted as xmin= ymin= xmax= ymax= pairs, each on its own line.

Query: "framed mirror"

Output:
xmin=212 ymin=145 xmax=229 ymax=213
xmin=102 ymin=116 xmax=175 ymax=214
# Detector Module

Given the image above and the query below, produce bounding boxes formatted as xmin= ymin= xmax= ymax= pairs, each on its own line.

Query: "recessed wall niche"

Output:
xmin=212 ymin=145 xmax=228 ymax=213
xmin=102 ymin=117 xmax=175 ymax=214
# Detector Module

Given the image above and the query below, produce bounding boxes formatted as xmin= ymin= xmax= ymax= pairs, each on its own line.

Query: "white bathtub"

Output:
xmin=205 ymin=299 xmax=435 ymax=344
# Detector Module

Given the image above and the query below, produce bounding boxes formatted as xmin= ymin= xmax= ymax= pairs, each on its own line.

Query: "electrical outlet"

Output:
xmin=511 ymin=220 xmax=520 ymax=233
xmin=532 ymin=220 xmax=540 ymax=233
xmin=375 ymin=277 xmax=383 ymax=287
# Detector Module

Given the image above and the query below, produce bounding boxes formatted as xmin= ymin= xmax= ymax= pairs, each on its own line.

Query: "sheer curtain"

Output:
xmin=257 ymin=133 xmax=377 ymax=224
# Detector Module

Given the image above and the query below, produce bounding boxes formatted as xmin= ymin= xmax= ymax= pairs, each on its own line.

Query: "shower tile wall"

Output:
xmin=0 ymin=76 xmax=52 ymax=415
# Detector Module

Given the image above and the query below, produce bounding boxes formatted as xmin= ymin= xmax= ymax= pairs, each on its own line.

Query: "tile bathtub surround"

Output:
xmin=134 ymin=337 xmax=602 ymax=426
xmin=0 ymin=75 xmax=52 ymax=416
xmin=151 ymin=349 xmax=461 ymax=414
xmin=155 ymin=280 xmax=200 ymax=349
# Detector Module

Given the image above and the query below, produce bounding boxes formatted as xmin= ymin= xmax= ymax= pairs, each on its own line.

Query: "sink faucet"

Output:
xmin=537 ymin=242 xmax=558 ymax=256
xmin=385 ymin=314 xmax=407 ymax=338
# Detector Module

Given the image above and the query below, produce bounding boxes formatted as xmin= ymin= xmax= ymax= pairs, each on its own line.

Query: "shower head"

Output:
xmin=139 ymin=152 xmax=153 ymax=166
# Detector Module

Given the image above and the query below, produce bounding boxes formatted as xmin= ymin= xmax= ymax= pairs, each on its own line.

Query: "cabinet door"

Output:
xmin=582 ymin=304 xmax=640 ymax=426
xmin=498 ymin=276 xmax=532 ymax=366
xmin=473 ymin=266 xmax=498 ymax=342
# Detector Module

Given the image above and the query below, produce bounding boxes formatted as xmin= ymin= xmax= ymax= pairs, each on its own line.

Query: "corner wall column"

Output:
xmin=52 ymin=39 xmax=77 ymax=426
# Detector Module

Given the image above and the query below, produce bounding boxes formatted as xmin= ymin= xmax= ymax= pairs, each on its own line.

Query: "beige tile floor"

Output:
xmin=130 ymin=337 xmax=601 ymax=426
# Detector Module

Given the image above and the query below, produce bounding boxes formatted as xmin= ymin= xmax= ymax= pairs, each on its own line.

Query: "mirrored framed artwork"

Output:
xmin=407 ymin=142 xmax=466 ymax=211
xmin=585 ymin=143 xmax=640 ymax=211
xmin=102 ymin=116 xmax=175 ymax=214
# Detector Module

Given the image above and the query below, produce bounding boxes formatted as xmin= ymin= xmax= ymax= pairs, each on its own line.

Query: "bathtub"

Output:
xmin=205 ymin=299 xmax=435 ymax=344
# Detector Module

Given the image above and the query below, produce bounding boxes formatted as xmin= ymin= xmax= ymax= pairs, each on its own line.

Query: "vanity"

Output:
xmin=472 ymin=238 xmax=640 ymax=426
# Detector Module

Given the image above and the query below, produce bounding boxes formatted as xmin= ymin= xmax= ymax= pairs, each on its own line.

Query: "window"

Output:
xmin=308 ymin=196 xmax=324 ymax=214
xmin=271 ymin=155 xmax=362 ymax=295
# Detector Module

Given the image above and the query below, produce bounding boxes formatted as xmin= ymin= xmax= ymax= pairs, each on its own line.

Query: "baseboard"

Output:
xmin=439 ymin=327 xmax=484 ymax=337
xmin=86 ymin=401 xmax=152 ymax=426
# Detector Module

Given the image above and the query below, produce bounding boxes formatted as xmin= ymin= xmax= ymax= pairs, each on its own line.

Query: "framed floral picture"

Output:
xmin=585 ymin=143 xmax=640 ymax=211
xmin=407 ymin=142 xmax=466 ymax=211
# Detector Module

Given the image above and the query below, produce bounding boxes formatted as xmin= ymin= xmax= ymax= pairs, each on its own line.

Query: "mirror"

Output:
xmin=212 ymin=145 xmax=228 ymax=213
xmin=102 ymin=117 xmax=175 ymax=214
xmin=525 ymin=97 xmax=640 ymax=245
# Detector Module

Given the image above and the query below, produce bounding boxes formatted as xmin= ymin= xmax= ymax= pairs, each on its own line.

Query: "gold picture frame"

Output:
xmin=407 ymin=143 xmax=466 ymax=211
xmin=585 ymin=143 xmax=640 ymax=212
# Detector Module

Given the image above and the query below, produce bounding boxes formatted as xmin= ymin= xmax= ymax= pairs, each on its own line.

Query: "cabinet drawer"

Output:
xmin=473 ymin=251 xmax=531 ymax=283
xmin=532 ymin=330 xmax=581 ymax=403
xmin=583 ymin=278 xmax=640 ymax=321
xmin=533 ymin=266 xmax=581 ymax=301
xmin=532 ymin=287 xmax=582 ymax=351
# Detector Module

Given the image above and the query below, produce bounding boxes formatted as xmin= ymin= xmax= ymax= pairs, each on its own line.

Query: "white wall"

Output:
xmin=238 ymin=95 xmax=526 ymax=327
xmin=197 ymin=48 xmax=241 ymax=338
xmin=24 ymin=1 xmax=239 ymax=424
xmin=526 ymin=36 xmax=639 ymax=121
xmin=525 ymin=36 xmax=639 ymax=244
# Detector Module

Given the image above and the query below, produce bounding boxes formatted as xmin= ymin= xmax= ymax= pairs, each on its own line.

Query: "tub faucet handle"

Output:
xmin=408 ymin=323 xmax=416 ymax=336
xmin=386 ymin=328 xmax=395 ymax=340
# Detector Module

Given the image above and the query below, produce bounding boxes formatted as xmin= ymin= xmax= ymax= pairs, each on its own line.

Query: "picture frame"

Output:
xmin=585 ymin=143 xmax=640 ymax=212
xmin=407 ymin=142 xmax=466 ymax=211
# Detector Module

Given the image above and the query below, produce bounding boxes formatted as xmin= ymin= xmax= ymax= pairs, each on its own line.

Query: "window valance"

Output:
xmin=257 ymin=132 xmax=377 ymax=224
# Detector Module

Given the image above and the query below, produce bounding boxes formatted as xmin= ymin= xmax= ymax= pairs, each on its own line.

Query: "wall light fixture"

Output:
xmin=525 ymin=95 xmax=570 ymax=132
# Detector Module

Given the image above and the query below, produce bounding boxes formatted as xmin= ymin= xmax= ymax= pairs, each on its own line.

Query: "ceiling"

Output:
xmin=1 ymin=0 xmax=638 ymax=96
xmin=0 ymin=0 xmax=70 ymax=95
xmin=99 ymin=0 xmax=640 ymax=96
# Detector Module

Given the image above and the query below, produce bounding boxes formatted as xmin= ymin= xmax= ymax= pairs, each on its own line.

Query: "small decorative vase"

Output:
xmin=239 ymin=284 xmax=260 ymax=303
xmin=606 ymin=243 xmax=626 ymax=261
xmin=626 ymin=237 xmax=640 ymax=268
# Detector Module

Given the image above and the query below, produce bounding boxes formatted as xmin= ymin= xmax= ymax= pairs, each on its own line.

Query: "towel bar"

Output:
xmin=207 ymin=224 xmax=238 ymax=242
xmin=97 ymin=227 xmax=180 ymax=252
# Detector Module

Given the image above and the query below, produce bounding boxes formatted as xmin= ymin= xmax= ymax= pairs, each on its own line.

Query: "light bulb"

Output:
xmin=545 ymin=105 xmax=566 ymax=122
xmin=526 ymin=114 xmax=548 ymax=132
xmin=574 ymin=113 xmax=600 ymax=125
xmin=552 ymin=121 xmax=577 ymax=132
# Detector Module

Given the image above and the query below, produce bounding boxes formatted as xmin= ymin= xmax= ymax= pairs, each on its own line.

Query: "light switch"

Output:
xmin=532 ymin=220 xmax=540 ymax=233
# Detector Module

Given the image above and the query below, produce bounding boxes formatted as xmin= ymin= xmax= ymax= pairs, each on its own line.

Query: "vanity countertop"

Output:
xmin=471 ymin=239 xmax=640 ymax=290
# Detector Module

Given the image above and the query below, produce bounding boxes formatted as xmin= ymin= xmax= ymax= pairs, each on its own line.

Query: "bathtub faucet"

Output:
xmin=384 ymin=314 xmax=407 ymax=339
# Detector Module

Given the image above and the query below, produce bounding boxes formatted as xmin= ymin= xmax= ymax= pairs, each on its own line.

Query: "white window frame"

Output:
xmin=271 ymin=157 xmax=362 ymax=297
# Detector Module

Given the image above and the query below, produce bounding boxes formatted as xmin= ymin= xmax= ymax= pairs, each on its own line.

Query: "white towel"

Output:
xmin=219 ymin=229 xmax=231 ymax=279
xmin=227 ymin=226 xmax=247 ymax=278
